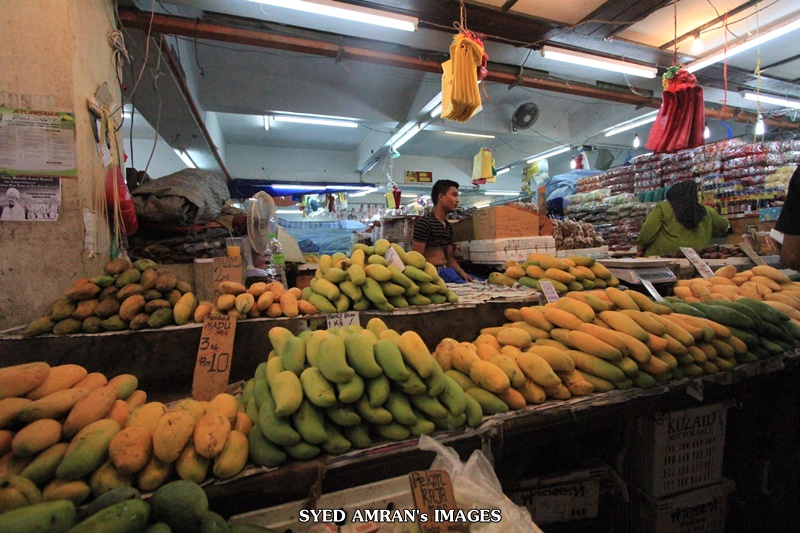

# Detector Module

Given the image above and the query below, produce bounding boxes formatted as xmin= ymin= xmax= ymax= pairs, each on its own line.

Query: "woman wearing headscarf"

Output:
xmin=637 ymin=180 xmax=729 ymax=257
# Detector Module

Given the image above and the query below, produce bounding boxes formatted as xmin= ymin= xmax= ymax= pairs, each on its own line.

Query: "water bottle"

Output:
xmin=266 ymin=232 xmax=288 ymax=288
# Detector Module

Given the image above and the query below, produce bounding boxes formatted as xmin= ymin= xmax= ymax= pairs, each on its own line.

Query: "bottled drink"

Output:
xmin=266 ymin=232 xmax=287 ymax=288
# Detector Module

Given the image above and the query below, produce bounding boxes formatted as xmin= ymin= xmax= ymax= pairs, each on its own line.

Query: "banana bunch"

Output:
xmin=300 ymin=239 xmax=459 ymax=314
xmin=488 ymin=254 xmax=620 ymax=293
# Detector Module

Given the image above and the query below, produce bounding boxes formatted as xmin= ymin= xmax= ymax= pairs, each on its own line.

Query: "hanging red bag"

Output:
xmin=105 ymin=166 xmax=138 ymax=235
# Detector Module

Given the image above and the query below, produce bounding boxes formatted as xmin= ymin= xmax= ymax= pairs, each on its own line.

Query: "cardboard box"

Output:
xmin=450 ymin=218 xmax=474 ymax=242
xmin=510 ymin=465 xmax=607 ymax=525
xmin=472 ymin=206 xmax=540 ymax=240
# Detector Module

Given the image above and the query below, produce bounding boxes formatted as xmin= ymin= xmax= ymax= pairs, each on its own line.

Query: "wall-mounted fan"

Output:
xmin=512 ymin=102 xmax=539 ymax=132
xmin=246 ymin=191 xmax=276 ymax=256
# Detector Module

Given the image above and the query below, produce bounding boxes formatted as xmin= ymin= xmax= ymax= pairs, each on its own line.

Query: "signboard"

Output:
xmin=538 ymin=280 xmax=560 ymax=303
xmin=680 ymin=247 xmax=714 ymax=279
xmin=326 ymin=311 xmax=359 ymax=329
xmin=192 ymin=314 xmax=236 ymax=401
xmin=0 ymin=108 xmax=77 ymax=176
xmin=405 ymin=171 xmax=433 ymax=183
xmin=738 ymin=243 xmax=767 ymax=266
xmin=408 ymin=470 xmax=468 ymax=533
xmin=212 ymin=256 xmax=243 ymax=300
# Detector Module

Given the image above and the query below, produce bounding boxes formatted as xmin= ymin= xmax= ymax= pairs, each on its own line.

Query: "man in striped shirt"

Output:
xmin=412 ymin=179 xmax=472 ymax=283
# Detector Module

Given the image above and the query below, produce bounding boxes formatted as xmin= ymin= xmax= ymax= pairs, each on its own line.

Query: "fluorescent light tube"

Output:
xmin=542 ymin=46 xmax=657 ymax=78
xmin=275 ymin=209 xmax=302 ymax=214
xmin=430 ymin=103 xmax=443 ymax=118
xmin=263 ymin=116 xmax=270 ymax=131
xmin=248 ymin=0 xmax=417 ymax=32
xmin=348 ymin=187 xmax=379 ymax=198
xmin=392 ymin=125 xmax=421 ymax=149
xmin=271 ymin=184 xmax=326 ymax=191
xmin=444 ymin=131 xmax=496 ymax=139
xmin=484 ymin=191 xmax=520 ymax=196
xmin=526 ymin=145 xmax=571 ymax=164
xmin=742 ymin=91 xmax=800 ymax=110
xmin=174 ymin=149 xmax=196 ymax=169
xmin=688 ymin=18 xmax=800 ymax=73
xmin=272 ymin=115 xmax=358 ymax=128
xmin=603 ymin=111 xmax=659 ymax=137
xmin=497 ymin=167 xmax=510 ymax=175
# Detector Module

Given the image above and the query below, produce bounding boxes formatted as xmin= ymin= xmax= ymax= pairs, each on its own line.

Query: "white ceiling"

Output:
xmin=118 ymin=0 xmax=800 ymax=192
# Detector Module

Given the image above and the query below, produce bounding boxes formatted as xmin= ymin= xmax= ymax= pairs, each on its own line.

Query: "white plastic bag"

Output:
xmin=418 ymin=435 xmax=543 ymax=533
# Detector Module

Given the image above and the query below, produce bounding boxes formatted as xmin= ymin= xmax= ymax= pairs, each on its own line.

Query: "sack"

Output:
xmin=132 ymin=169 xmax=229 ymax=226
xmin=418 ymin=435 xmax=543 ymax=533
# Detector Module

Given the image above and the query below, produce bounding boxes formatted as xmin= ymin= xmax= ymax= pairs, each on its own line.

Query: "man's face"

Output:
xmin=438 ymin=187 xmax=459 ymax=212
xmin=7 ymin=194 xmax=17 ymax=207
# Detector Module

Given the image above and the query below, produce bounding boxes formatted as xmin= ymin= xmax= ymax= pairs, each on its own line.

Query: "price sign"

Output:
xmin=738 ymin=243 xmax=767 ymax=266
xmin=212 ymin=256 xmax=243 ymax=299
xmin=384 ymin=246 xmax=406 ymax=271
xmin=680 ymin=247 xmax=714 ymax=279
xmin=192 ymin=314 xmax=236 ymax=401
xmin=538 ymin=280 xmax=560 ymax=303
xmin=408 ymin=470 xmax=468 ymax=533
xmin=640 ymin=279 xmax=666 ymax=302
xmin=326 ymin=311 xmax=359 ymax=330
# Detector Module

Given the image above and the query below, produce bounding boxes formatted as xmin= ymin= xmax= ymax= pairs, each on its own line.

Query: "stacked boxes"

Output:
xmin=468 ymin=236 xmax=556 ymax=264
xmin=614 ymin=403 xmax=734 ymax=533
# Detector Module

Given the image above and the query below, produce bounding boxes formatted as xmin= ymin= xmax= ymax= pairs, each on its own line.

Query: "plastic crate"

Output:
xmin=508 ymin=465 xmax=607 ymax=525
xmin=381 ymin=216 xmax=418 ymax=240
xmin=614 ymin=478 xmax=735 ymax=533
xmin=229 ymin=475 xmax=416 ymax=532
xmin=623 ymin=403 xmax=727 ymax=498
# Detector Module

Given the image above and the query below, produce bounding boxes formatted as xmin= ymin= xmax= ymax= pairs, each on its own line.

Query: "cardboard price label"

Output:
xmin=738 ymin=243 xmax=767 ymax=266
xmin=192 ymin=314 xmax=236 ymax=401
xmin=680 ymin=247 xmax=714 ymax=279
xmin=326 ymin=311 xmax=359 ymax=329
xmin=640 ymin=279 xmax=666 ymax=302
xmin=212 ymin=256 xmax=243 ymax=299
xmin=408 ymin=470 xmax=468 ymax=533
xmin=538 ymin=280 xmax=560 ymax=303
xmin=384 ymin=246 xmax=406 ymax=271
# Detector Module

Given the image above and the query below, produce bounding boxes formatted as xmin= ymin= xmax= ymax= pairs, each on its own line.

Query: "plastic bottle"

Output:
xmin=266 ymin=232 xmax=288 ymax=288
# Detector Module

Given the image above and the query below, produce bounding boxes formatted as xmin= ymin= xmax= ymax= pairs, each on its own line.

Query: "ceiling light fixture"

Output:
xmin=704 ymin=122 xmax=711 ymax=139
xmin=525 ymin=145 xmax=571 ymax=164
xmin=263 ymin=116 xmax=270 ymax=131
xmin=430 ymin=103 xmax=443 ymax=118
xmin=496 ymin=167 xmax=511 ymax=175
xmin=327 ymin=185 xmax=376 ymax=191
xmin=275 ymin=209 xmax=302 ymax=214
xmin=247 ymin=0 xmax=417 ymax=32
xmin=687 ymin=18 xmax=800 ymax=73
xmin=603 ymin=111 xmax=659 ymax=137
xmin=392 ymin=124 xmax=421 ymax=150
xmin=348 ymin=187 xmax=379 ymax=198
xmin=570 ymin=158 xmax=577 ymax=169
xmin=444 ymin=131 xmax=496 ymax=139
xmin=690 ymin=32 xmax=704 ymax=55
xmin=271 ymin=184 xmax=326 ymax=191
xmin=272 ymin=115 xmax=359 ymax=128
xmin=633 ymin=134 xmax=641 ymax=148
xmin=174 ymin=149 xmax=196 ymax=169
xmin=742 ymin=91 xmax=800 ymax=110
xmin=542 ymin=46 xmax=658 ymax=78
xmin=483 ymin=191 xmax=520 ymax=196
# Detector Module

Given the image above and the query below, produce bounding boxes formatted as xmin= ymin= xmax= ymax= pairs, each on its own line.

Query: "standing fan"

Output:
xmin=512 ymin=102 xmax=539 ymax=132
xmin=246 ymin=191 xmax=276 ymax=256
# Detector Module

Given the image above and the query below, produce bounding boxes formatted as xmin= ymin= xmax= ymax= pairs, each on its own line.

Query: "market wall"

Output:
xmin=0 ymin=0 xmax=122 ymax=331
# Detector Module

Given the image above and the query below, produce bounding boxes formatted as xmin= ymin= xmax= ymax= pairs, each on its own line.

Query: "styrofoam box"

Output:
xmin=623 ymin=403 xmax=727 ymax=499
xmin=469 ymin=237 xmax=556 ymax=253
xmin=614 ymin=478 xmax=735 ymax=533
xmin=509 ymin=465 xmax=607 ymax=524
xmin=229 ymin=475 xmax=416 ymax=532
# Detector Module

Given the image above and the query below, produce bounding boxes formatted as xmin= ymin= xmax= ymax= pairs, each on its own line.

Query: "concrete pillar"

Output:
xmin=0 ymin=0 xmax=121 ymax=330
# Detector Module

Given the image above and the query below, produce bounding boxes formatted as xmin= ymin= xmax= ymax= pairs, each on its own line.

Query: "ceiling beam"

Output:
xmin=117 ymin=8 xmax=798 ymax=131
xmin=659 ymin=0 xmax=761 ymax=50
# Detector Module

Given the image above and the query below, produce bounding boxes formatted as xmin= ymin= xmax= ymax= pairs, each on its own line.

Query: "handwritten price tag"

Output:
xmin=738 ymin=243 xmax=767 ymax=266
xmin=192 ymin=314 xmax=236 ymax=401
xmin=409 ymin=470 xmax=468 ymax=533
xmin=212 ymin=256 xmax=243 ymax=299
xmin=384 ymin=246 xmax=406 ymax=271
xmin=680 ymin=247 xmax=714 ymax=279
xmin=538 ymin=280 xmax=560 ymax=303
xmin=326 ymin=311 xmax=359 ymax=330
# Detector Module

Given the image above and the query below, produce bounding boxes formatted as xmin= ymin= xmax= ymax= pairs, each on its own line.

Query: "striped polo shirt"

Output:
xmin=412 ymin=211 xmax=453 ymax=248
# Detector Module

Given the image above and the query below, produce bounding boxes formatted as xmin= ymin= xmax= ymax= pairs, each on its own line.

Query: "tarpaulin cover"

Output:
xmin=132 ymin=169 xmax=229 ymax=226
xmin=646 ymin=67 xmax=706 ymax=153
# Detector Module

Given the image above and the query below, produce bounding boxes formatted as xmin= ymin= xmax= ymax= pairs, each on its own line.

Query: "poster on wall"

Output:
xmin=0 ymin=176 xmax=61 ymax=222
xmin=0 ymin=108 xmax=77 ymax=176
xmin=405 ymin=171 xmax=433 ymax=183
